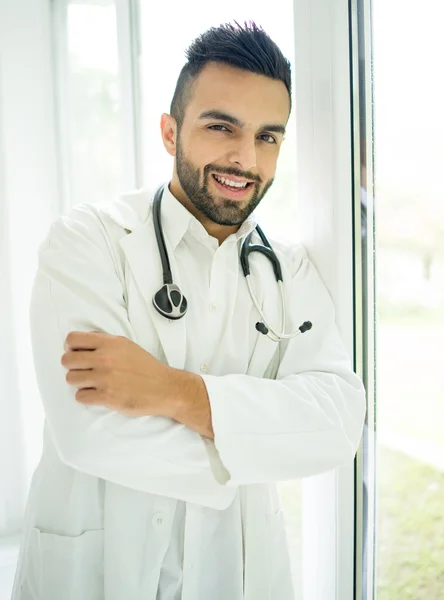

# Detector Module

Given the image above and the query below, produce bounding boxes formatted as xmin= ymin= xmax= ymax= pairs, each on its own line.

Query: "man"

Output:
xmin=12 ymin=20 xmax=366 ymax=600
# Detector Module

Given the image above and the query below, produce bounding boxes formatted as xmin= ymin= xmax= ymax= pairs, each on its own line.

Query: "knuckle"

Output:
xmin=101 ymin=372 xmax=113 ymax=389
xmin=98 ymin=353 xmax=112 ymax=370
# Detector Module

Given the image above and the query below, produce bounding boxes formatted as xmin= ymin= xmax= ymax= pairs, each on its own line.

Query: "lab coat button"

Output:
xmin=209 ymin=303 xmax=217 ymax=312
xmin=200 ymin=363 xmax=209 ymax=373
xmin=152 ymin=513 xmax=166 ymax=528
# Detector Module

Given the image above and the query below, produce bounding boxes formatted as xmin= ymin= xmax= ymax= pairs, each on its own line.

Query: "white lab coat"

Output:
xmin=11 ymin=183 xmax=366 ymax=600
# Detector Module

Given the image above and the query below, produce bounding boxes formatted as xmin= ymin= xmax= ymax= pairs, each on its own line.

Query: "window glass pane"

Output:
xmin=140 ymin=3 xmax=302 ymax=595
xmin=374 ymin=1 xmax=444 ymax=597
xmin=66 ymin=0 xmax=121 ymax=205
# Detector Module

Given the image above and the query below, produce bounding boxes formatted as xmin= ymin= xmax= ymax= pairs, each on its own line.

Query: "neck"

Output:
xmin=168 ymin=181 xmax=240 ymax=245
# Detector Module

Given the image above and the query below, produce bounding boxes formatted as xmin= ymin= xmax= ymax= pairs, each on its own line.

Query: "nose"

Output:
xmin=227 ymin=139 xmax=257 ymax=175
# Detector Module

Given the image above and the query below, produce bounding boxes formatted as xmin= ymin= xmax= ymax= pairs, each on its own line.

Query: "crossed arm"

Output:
xmin=61 ymin=330 xmax=214 ymax=438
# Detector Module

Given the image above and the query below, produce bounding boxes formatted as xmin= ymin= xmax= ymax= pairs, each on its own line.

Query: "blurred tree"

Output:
xmin=377 ymin=182 xmax=444 ymax=282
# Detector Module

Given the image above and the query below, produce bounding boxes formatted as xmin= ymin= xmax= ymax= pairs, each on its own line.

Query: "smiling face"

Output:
xmin=160 ymin=61 xmax=290 ymax=241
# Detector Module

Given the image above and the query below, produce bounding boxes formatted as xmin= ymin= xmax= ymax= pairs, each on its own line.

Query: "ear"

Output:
xmin=160 ymin=113 xmax=178 ymax=158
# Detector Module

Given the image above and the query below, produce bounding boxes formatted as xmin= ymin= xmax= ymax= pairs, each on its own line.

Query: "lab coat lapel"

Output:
xmin=118 ymin=214 xmax=186 ymax=370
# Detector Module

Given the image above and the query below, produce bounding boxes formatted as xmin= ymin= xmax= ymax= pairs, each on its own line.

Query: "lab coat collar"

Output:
xmin=101 ymin=182 xmax=258 ymax=249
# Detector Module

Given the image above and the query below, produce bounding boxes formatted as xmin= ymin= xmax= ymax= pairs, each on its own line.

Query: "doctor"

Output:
xmin=12 ymin=19 xmax=366 ymax=600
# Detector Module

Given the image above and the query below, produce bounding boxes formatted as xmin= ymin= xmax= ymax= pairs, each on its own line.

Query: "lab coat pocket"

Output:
xmin=20 ymin=527 xmax=104 ymax=600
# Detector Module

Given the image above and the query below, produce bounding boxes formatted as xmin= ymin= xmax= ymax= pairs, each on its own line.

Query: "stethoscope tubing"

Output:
xmin=151 ymin=183 xmax=312 ymax=342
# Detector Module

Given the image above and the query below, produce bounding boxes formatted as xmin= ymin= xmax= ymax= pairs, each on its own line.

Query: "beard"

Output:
xmin=175 ymin=137 xmax=274 ymax=226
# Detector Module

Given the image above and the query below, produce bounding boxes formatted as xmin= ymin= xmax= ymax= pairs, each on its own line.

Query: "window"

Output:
xmin=373 ymin=1 xmax=444 ymax=598
xmin=356 ymin=0 xmax=444 ymax=598
xmin=52 ymin=0 xmax=141 ymax=211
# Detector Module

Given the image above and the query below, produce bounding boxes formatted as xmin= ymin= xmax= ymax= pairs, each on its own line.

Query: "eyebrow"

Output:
xmin=198 ymin=110 xmax=286 ymax=136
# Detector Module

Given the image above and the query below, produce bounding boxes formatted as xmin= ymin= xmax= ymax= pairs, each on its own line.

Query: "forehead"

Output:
xmin=187 ymin=62 xmax=290 ymax=126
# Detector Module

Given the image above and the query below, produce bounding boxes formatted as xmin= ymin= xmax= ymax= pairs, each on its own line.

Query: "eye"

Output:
xmin=207 ymin=125 xmax=277 ymax=144
xmin=260 ymin=134 xmax=277 ymax=144
xmin=208 ymin=125 xmax=230 ymax=132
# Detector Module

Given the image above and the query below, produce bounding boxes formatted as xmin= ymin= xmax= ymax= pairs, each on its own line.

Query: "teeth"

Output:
xmin=214 ymin=174 xmax=248 ymax=188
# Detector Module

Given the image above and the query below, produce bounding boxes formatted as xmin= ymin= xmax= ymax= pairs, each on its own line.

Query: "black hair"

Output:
xmin=169 ymin=20 xmax=292 ymax=135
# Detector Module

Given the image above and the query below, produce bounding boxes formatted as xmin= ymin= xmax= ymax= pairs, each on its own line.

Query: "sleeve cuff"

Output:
xmin=200 ymin=435 xmax=231 ymax=486
xmin=200 ymin=373 xmax=241 ymax=486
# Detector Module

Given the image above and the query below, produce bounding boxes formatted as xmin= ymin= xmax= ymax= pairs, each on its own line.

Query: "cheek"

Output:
xmin=184 ymin=141 xmax=216 ymax=170
xmin=194 ymin=142 xmax=221 ymax=164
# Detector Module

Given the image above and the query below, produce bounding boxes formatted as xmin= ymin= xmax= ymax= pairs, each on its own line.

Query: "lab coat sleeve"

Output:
xmin=29 ymin=205 xmax=235 ymax=510
xmin=200 ymin=247 xmax=367 ymax=486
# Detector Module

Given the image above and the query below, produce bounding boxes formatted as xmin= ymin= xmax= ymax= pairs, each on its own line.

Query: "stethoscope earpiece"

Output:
xmin=255 ymin=322 xmax=269 ymax=335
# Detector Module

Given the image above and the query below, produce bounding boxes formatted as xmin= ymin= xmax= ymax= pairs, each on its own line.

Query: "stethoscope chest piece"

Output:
xmin=153 ymin=283 xmax=188 ymax=319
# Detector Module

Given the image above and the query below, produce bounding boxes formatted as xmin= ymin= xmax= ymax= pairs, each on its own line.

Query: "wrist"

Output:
xmin=166 ymin=367 xmax=196 ymax=418
xmin=168 ymin=369 xmax=214 ymax=438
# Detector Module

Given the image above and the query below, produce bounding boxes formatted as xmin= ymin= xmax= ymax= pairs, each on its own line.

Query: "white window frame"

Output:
xmin=115 ymin=0 xmax=143 ymax=190
xmin=350 ymin=0 xmax=376 ymax=598
xmin=293 ymin=0 xmax=372 ymax=598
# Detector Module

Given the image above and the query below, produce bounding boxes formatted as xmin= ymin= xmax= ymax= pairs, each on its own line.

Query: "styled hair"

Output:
xmin=170 ymin=20 xmax=292 ymax=135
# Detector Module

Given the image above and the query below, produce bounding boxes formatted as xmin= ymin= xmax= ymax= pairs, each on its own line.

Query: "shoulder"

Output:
xmin=35 ymin=201 xmax=132 ymax=287
xmin=40 ymin=190 xmax=149 ymax=252
xmin=39 ymin=202 xmax=113 ymax=254
xmin=262 ymin=233 xmax=309 ymax=278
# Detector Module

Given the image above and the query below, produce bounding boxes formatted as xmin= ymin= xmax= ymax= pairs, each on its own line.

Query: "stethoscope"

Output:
xmin=152 ymin=183 xmax=312 ymax=343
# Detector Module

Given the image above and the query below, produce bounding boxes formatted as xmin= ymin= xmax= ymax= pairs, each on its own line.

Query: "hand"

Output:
xmin=61 ymin=331 xmax=178 ymax=417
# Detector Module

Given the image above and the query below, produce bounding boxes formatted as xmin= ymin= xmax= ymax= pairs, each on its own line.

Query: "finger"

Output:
xmin=61 ymin=350 xmax=98 ymax=370
xmin=64 ymin=331 xmax=111 ymax=351
xmin=66 ymin=369 xmax=96 ymax=388
xmin=75 ymin=387 xmax=103 ymax=405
